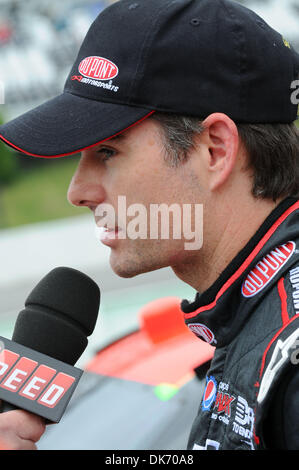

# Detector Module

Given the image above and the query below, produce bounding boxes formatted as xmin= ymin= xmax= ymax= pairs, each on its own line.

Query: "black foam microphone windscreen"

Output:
xmin=11 ymin=267 xmax=101 ymax=365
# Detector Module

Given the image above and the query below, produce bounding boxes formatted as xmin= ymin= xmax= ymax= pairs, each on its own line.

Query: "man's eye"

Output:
xmin=96 ymin=147 xmax=116 ymax=162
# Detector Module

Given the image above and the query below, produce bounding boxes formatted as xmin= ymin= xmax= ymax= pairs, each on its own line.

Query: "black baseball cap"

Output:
xmin=0 ymin=0 xmax=299 ymax=158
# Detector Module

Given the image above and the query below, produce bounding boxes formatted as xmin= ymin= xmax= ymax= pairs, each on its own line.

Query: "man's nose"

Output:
xmin=67 ymin=157 xmax=105 ymax=208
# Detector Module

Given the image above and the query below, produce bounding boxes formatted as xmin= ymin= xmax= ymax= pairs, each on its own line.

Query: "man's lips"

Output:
xmin=97 ymin=225 xmax=120 ymax=232
xmin=95 ymin=224 xmax=122 ymax=244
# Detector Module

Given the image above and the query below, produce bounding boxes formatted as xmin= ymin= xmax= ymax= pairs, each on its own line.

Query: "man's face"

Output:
xmin=67 ymin=118 xmax=203 ymax=278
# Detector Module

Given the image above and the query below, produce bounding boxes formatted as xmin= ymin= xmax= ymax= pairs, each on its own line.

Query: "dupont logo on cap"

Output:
xmin=78 ymin=56 xmax=119 ymax=81
xmin=242 ymin=241 xmax=296 ymax=298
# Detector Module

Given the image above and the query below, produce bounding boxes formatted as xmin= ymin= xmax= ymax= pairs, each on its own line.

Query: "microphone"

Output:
xmin=0 ymin=267 xmax=100 ymax=422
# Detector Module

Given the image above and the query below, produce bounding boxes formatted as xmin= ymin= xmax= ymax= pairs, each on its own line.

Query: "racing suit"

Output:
xmin=181 ymin=197 xmax=299 ymax=450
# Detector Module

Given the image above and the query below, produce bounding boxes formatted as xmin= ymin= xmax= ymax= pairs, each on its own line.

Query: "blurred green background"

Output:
xmin=0 ymin=141 xmax=86 ymax=229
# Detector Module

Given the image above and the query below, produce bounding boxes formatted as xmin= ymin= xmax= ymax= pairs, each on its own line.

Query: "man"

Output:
xmin=0 ymin=0 xmax=299 ymax=450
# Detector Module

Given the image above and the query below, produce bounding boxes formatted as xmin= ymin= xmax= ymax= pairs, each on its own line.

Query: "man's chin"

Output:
xmin=111 ymin=266 xmax=139 ymax=279
xmin=109 ymin=254 xmax=141 ymax=278
xmin=109 ymin=253 xmax=165 ymax=279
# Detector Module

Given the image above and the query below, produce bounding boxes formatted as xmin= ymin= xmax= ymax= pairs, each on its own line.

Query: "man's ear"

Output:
xmin=202 ymin=113 xmax=239 ymax=191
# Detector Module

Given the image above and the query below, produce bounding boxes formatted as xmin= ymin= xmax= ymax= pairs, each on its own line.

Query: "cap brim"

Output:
xmin=0 ymin=92 xmax=154 ymax=158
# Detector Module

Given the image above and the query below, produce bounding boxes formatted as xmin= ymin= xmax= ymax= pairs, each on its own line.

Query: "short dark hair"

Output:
xmin=151 ymin=112 xmax=299 ymax=201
